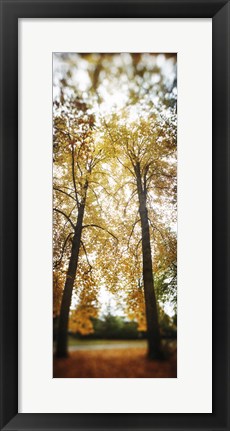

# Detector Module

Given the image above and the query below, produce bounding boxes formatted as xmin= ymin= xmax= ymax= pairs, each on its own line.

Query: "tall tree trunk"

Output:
xmin=134 ymin=163 xmax=162 ymax=359
xmin=55 ymin=203 xmax=85 ymax=358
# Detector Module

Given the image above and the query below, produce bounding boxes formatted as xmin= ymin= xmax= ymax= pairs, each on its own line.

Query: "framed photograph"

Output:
xmin=0 ymin=0 xmax=229 ymax=430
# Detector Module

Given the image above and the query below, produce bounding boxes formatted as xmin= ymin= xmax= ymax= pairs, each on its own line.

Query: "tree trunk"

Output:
xmin=55 ymin=203 xmax=85 ymax=358
xmin=134 ymin=163 xmax=162 ymax=359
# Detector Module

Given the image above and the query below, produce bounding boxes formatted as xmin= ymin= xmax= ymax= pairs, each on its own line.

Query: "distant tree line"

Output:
xmin=54 ymin=311 xmax=177 ymax=341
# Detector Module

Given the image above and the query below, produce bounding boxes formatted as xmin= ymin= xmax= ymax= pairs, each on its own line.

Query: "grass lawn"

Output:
xmin=68 ymin=336 xmax=147 ymax=347
xmin=67 ymin=336 xmax=176 ymax=351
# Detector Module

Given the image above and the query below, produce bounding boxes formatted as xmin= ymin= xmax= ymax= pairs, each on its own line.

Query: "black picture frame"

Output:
xmin=0 ymin=1 xmax=229 ymax=430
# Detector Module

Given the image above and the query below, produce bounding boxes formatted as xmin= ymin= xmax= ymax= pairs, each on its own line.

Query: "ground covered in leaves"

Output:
xmin=53 ymin=348 xmax=177 ymax=378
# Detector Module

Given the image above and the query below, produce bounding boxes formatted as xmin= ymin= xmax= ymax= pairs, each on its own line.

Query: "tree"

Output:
xmin=102 ymin=114 xmax=176 ymax=358
xmin=53 ymin=76 xmax=118 ymax=356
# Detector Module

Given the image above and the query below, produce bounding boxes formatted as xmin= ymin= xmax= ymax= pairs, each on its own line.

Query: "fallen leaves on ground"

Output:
xmin=53 ymin=348 xmax=177 ymax=378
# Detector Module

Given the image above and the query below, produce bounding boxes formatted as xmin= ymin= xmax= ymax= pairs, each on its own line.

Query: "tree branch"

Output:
xmin=116 ymin=156 xmax=135 ymax=178
xmin=90 ymin=180 xmax=119 ymax=203
xmin=127 ymin=218 xmax=141 ymax=249
xmin=148 ymin=217 xmax=170 ymax=250
xmin=53 ymin=187 xmax=76 ymax=201
xmin=71 ymin=147 xmax=80 ymax=207
xmin=123 ymin=189 xmax=138 ymax=216
xmin=88 ymin=185 xmax=104 ymax=214
xmin=82 ymin=224 xmax=118 ymax=243
xmin=80 ymin=241 xmax=93 ymax=273
xmin=53 ymin=232 xmax=74 ymax=268
xmin=53 ymin=208 xmax=75 ymax=230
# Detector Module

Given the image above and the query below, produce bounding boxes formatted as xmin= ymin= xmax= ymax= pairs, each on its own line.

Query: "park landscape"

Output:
xmin=53 ymin=53 xmax=177 ymax=378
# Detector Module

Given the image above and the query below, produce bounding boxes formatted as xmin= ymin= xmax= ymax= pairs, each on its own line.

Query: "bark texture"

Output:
xmin=56 ymin=203 xmax=85 ymax=358
xmin=134 ymin=162 xmax=162 ymax=359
